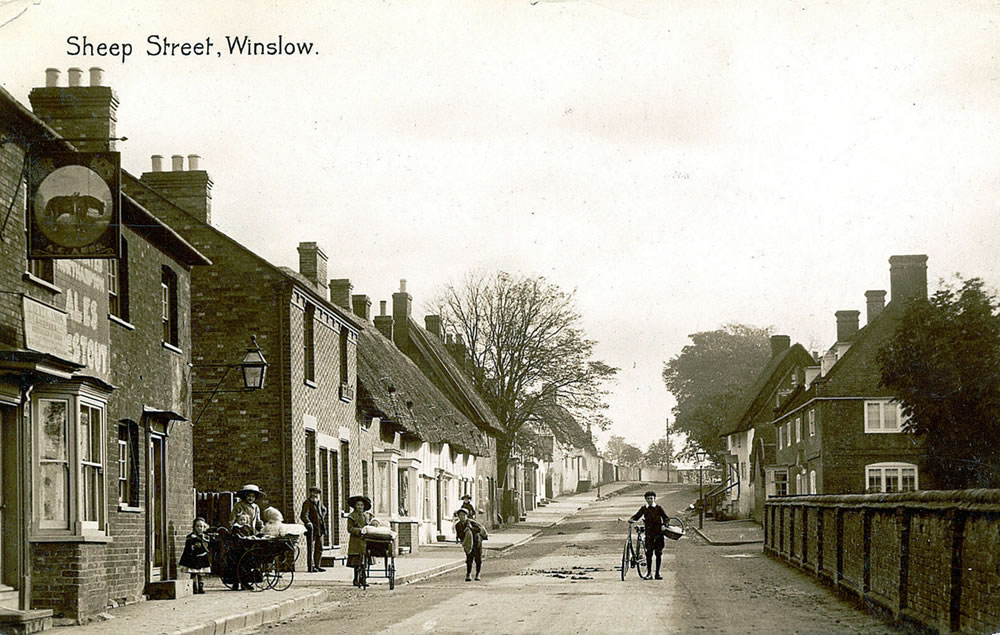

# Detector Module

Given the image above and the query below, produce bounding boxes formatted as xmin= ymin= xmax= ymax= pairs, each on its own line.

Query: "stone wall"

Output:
xmin=765 ymin=490 xmax=1000 ymax=633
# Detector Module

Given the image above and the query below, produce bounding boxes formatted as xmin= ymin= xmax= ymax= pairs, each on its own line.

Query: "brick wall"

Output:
xmin=30 ymin=543 xmax=108 ymax=621
xmin=765 ymin=491 xmax=1000 ymax=633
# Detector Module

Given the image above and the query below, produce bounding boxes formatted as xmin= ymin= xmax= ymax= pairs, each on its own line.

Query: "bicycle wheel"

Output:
xmin=238 ymin=552 xmax=265 ymax=591
xmin=635 ymin=534 xmax=651 ymax=580
xmin=621 ymin=540 xmax=631 ymax=581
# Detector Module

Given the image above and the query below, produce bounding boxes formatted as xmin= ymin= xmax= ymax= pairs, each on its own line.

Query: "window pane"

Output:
xmin=41 ymin=400 xmax=67 ymax=460
xmin=868 ymin=469 xmax=882 ymax=492
xmin=41 ymin=463 xmax=68 ymax=522
xmin=867 ymin=403 xmax=881 ymax=429
xmin=902 ymin=468 xmax=916 ymax=492
xmin=884 ymin=404 xmax=898 ymax=430
xmin=79 ymin=407 xmax=91 ymax=462
xmin=885 ymin=468 xmax=899 ymax=492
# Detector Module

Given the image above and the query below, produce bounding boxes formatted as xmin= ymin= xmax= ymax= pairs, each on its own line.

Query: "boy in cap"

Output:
xmin=629 ymin=490 xmax=670 ymax=579
xmin=454 ymin=507 xmax=486 ymax=581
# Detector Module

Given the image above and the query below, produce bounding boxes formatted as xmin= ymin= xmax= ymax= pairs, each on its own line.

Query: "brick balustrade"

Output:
xmin=764 ymin=490 xmax=1000 ymax=634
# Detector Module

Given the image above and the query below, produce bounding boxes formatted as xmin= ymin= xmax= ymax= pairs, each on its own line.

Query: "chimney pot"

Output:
xmin=379 ymin=300 xmax=387 ymax=316
xmin=45 ymin=68 xmax=60 ymax=87
xmin=67 ymin=67 xmax=83 ymax=87
xmin=770 ymin=335 xmax=791 ymax=357
xmin=150 ymin=155 xmax=163 ymax=172
xmin=187 ymin=154 xmax=201 ymax=171
xmin=399 ymin=279 xmax=407 ymax=293
xmin=88 ymin=67 xmax=104 ymax=86
xmin=865 ymin=290 xmax=886 ymax=324
xmin=171 ymin=155 xmax=184 ymax=171
xmin=835 ymin=310 xmax=860 ymax=342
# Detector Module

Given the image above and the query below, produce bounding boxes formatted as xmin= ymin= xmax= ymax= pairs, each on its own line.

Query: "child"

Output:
xmin=454 ymin=508 xmax=486 ymax=582
xmin=629 ymin=490 xmax=669 ymax=580
xmin=346 ymin=495 xmax=378 ymax=587
xmin=260 ymin=506 xmax=307 ymax=538
xmin=179 ymin=517 xmax=212 ymax=594
xmin=231 ymin=511 xmax=254 ymax=537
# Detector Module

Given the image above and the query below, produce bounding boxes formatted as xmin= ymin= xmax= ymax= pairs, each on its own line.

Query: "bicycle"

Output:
xmin=620 ymin=521 xmax=651 ymax=580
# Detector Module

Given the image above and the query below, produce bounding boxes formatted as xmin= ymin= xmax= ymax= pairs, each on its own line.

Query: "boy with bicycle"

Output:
xmin=629 ymin=490 xmax=669 ymax=579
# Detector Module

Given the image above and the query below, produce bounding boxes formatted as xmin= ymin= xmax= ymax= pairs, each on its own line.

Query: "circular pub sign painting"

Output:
xmin=33 ymin=165 xmax=114 ymax=248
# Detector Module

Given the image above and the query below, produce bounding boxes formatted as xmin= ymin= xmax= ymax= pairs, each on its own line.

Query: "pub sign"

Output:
xmin=28 ymin=152 xmax=121 ymax=259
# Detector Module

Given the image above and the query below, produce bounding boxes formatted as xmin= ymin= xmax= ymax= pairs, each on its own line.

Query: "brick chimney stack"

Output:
xmin=374 ymin=300 xmax=393 ymax=341
xmin=865 ymin=290 xmax=886 ymax=324
xmin=351 ymin=295 xmax=372 ymax=322
xmin=889 ymin=255 xmax=928 ymax=304
xmin=770 ymin=335 xmax=790 ymax=357
xmin=425 ymin=315 xmax=442 ymax=339
xmin=329 ymin=279 xmax=352 ymax=309
xmin=30 ymin=67 xmax=119 ymax=152
xmin=835 ymin=310 xmax=860 ymax=342
xmin=295 ymin=242 xmax=327 ymax=290
xmin=392 ymin=280 xmax=411 ymax=353
xmin=140 ymin=154 xmax=214 ymax=225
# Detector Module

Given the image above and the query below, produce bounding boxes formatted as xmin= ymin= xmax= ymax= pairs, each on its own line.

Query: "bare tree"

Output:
xmin=437 ymin=271 xmax=618 ymax=487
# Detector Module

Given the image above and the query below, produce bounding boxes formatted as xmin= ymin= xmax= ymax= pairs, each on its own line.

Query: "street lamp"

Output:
xmin=192 ymin=336 xmax=269 ymax=425
xmin=696 ymin=450 xmax=708 ymax=530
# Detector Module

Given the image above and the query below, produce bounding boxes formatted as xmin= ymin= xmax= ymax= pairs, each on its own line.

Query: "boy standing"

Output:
xmin=629 ymin=490 xmax=669 ymax=580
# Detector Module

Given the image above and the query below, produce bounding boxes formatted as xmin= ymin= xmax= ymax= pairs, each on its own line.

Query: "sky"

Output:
xmin=2 ymin=0 xmax=999 ymax=453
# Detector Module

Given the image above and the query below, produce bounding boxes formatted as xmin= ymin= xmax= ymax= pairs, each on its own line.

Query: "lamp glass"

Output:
xmin=240 ymin=342 xmax=268 ymax=389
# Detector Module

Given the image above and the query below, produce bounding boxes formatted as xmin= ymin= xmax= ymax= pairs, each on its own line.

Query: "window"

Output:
xmin=866 ymin=462 xmax=918 ymax=493
xmin=771 ymin=470 xmax=788 ymax=497
xmin=161 ymin=266 xmax=178 ymax=346
xmin=28 ymin=258 xmax=55 ymax=284
xmin=33 ymin=384 xmax=109 ymax=536
xmin=339 ymin=327 xmax=349 ymax=385
xmin=808 ymin=410 xmax=816 ymax=437
xmin=809 ymin=470 xmax=817 ymax=494
xmin=108 ymin=238 xmax=129 ymax=321
xmin=784 ymin=422 xmax=791 ymax=447
xmin=398 ymin=469 xmax=410 ymax=516
xmin=362 ymin=460 xmax=369 ymax=498
xmin=777 ymin=425 xmax=783 ymax=449
xmin=795 ymin=472 xmax=802 ymax=494
xmin=117 ymin=421 xmax=140 ymax=509
xmin=795 ymin=417 xmax=801 ymax=443
xmin=865 ymin=400 xmax=904 ymax=433
xmin=341 ymin=441 xmax=350 ymax=511
xmin=303 ymin=304 xmax=315 ymax=383
xmin=305 ymin=430 xmax=316 ymax=490
xmin=423 ymin=476 xmax=432 ymax=520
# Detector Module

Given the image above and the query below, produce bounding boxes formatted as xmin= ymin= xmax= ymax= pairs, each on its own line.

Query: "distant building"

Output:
xmin=769 ymin=256 xmax=932 ymax=496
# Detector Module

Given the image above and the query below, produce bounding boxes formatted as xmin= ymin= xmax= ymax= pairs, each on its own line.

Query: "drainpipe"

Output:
xmin=18 ymin=380 xmax=34 ymax=610
xmin=278 ymin=284 xmax=289 ymax=515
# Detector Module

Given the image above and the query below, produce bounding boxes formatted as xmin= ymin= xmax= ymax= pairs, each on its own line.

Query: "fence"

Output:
xmin=764 ymin=489 xmax=1000 ymax=634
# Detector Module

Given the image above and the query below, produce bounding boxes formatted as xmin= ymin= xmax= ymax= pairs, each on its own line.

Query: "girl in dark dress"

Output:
xmin=179 ymin=517 xmax=212 ymax=594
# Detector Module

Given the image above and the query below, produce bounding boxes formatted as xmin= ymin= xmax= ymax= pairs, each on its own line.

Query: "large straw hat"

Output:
xmin=347 ymin=495 xmax=372 ymax=511
xmin=237 ymin=484 xmax=264 ymax=499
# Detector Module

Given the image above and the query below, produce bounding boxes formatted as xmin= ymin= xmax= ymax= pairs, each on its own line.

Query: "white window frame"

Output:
xmin=795 ymin=472 xmax=802 ymax=494
xmin=864 ymin=400 xmax=904 ymax=433
xmin=809 ymin=470 xmax=817 ymax=494
xmin=785 ymin=422 xmax=791 ymax=447
xmin=866 ymin=462 xmax=918 ymax=493
xmin=795 ymin=417 xmax=801 ymax=443
xmin=808 ymin=409 xmax=816 ymax=437
xmin=767 ymin=468 xmax=788 ymax=497
xmin=32 ymin=383 xmax=109 ymax=539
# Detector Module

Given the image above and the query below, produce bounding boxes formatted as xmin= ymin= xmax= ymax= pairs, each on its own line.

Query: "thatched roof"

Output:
xmin=357 ymin=323 xmax=488 ymax=456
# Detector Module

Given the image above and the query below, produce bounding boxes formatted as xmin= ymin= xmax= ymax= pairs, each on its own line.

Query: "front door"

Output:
xmin=0 ymin=404 xmax=22 ymax=609
xmin=148 ymin=433 xmax=167 ymax=582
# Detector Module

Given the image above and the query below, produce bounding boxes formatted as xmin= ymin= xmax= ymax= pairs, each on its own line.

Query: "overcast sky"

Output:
xmin=2 ymin=0 xmax=999 ymax=452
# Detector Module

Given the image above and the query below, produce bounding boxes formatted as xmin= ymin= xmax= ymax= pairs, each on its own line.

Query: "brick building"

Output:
xmin=126 ymin=164 xmax=370 ymax=550
xmin=769 ymin=255 xmax=934 ymax=496
xmin=719 ymin=335 xmax=814 ymax=522
xmin=0 ymin=70 xmax=210 ymax=623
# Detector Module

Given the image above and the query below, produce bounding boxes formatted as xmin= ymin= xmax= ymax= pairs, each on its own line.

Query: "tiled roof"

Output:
xmin=356 ymin=322 xmax=488 ymax=456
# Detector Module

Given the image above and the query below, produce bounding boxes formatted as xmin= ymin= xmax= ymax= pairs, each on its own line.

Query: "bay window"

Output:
xmin=866 ymin=462 xmax=918 ymax=493
xmin=33 ymin=381 xmax=110 ymax=538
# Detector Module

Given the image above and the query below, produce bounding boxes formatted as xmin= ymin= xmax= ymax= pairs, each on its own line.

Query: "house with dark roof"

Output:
xmin=768 ymin=255 xmax=933 ymax=497
xmin=325 ymin=284 xmax=489 ymax=547
xmin=0 ymin=70 xmax=211 ymax=623
xmin=719 ymin=335 xmax=815 ymax=522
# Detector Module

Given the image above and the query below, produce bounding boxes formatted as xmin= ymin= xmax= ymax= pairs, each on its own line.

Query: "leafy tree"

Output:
xmin=879 ymin=277 xmax=1000 ymax=489
xmin=662 ymin=324 xmax=771 ymax=458
xmin=605 ymin=435 xmax=643 ymax=466
xmin=645 ymin=436 xmax=674 ymax=469
xmin=436 ymin=271 xmax=618 ymax=488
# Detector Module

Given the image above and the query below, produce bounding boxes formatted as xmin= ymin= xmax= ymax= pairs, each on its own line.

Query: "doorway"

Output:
xmin=0 ymin=405 xmax=21 ymax=608
xmin=148 ymin=433 xmax=167 ymax=582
